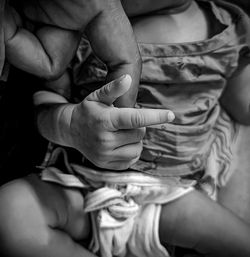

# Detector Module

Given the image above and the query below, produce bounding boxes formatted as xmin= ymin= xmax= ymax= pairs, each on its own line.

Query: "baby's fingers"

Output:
xmin=86 ymin=74 xmax=131 ymax=106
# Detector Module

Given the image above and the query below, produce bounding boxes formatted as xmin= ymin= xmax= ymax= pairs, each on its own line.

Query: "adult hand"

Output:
xmin=68 ymin=75 xmax=175 ymax=170
xmin=17 ymin=0 xmax=141 ymax=107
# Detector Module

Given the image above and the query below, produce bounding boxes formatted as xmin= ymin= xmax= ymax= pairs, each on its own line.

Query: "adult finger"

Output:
xmin=19 ymin=0 xmax=141 ymax=108
xmin=110 ymin=108 xmax=175 ymax=130
xmin=86 ymin=74 xmax=131 ymax=106
xmin=85 ymin=0 xmax=141 ymax=107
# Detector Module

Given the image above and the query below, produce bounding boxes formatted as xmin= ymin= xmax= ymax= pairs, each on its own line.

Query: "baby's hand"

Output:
xmin=67 ymin=75 xmax=175 ymax=170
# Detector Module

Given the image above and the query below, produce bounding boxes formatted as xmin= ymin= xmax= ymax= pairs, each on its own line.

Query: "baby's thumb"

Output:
xmin=86 ymin=74 xmax=131 ymax=106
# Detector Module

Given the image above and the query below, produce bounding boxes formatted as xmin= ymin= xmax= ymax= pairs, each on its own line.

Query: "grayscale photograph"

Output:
xmin=0 ymin=0 xmax=250 ymax=256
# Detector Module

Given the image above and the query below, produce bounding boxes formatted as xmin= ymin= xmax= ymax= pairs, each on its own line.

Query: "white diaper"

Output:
xmin=41 ymin=153 xmax=193 ymax=257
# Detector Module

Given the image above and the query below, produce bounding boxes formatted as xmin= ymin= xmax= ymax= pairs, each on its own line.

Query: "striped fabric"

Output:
xmin=67 ymin=0 xmax=247 ymax=193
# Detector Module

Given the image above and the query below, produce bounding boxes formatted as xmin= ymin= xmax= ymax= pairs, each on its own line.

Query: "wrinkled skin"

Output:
xmin=12 ymin=0 xmax=141 ymax=107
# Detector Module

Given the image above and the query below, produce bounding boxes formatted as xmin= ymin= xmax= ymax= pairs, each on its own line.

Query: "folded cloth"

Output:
xmin=40 ymin=146 xmax=193 ymax=257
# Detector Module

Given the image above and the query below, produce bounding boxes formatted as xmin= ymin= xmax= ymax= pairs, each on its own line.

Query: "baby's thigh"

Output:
xmin=159 ymin=189 xmax=250 ymax=256
xmin=0 ymin=174 xmax=90 ymax=241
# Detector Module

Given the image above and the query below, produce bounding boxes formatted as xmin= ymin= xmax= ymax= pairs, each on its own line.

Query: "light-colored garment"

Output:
xmin=39 ymin=0 xmax=250 ymax=256
xmin=71 ymin=0 xmax=248 ymax=193
xmin=41 ymin=146 xmax=193 ymax=257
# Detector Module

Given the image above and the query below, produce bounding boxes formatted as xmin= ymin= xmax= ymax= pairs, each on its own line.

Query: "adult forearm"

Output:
xmin=19 ymin=0 xmax=142 ymax=107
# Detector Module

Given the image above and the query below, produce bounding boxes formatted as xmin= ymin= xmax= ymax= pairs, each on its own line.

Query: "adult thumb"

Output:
xmin=86 ymin=74 xmax=132 ymax=106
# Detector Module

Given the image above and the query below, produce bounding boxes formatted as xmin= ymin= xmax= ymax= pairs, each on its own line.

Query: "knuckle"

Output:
xmin=100 ymin=82 xmax=112 ymax=97
xmin=131 ymin=110 xmax=144 ymax=127
xmin=94 ymin=115 xmax=105 ymax=126
xmin=95 ymin=113 xmax=112 ymax=129
xmin=95 ymin=133 xmax=113 ymax=148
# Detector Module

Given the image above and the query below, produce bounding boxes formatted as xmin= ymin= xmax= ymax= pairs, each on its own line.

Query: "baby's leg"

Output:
xmin=0 ymin=174 xmax=96 ymax=257
xmin=159 ymin=189 xmax=250 ymax=257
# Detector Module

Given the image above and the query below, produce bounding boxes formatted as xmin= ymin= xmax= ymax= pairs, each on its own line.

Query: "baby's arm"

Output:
xmin=34 ymin=74 xmax=143 ymax=170
xmin=220 ymin=60 xmax=250 ymax=125
xmin=34 ymin=71 xmax=74 ymax=147
xmin=4 ymin=5 xmax=80 ymax=80
xmin=34 ymin=74 xmax=174 ymax=170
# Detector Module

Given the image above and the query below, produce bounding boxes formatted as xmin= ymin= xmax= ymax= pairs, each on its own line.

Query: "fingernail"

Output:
xmin=167 ymin=111 xmax=175 ymax=122
xmin=118 ymin=74 xmax=127 ymax=83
